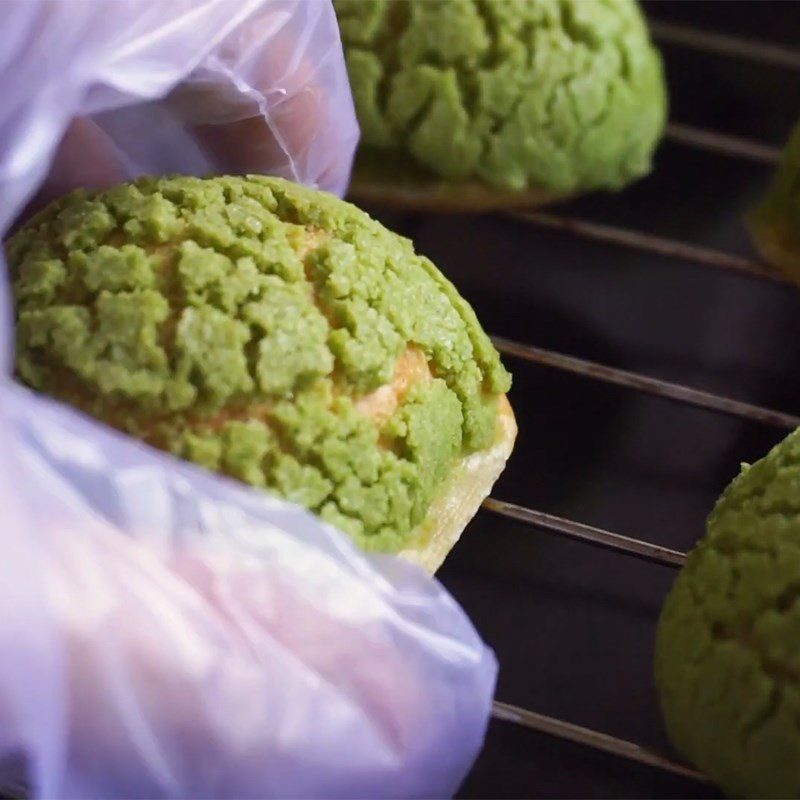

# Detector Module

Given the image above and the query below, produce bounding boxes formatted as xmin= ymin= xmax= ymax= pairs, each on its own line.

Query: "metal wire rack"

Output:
xmin=0 ymin=10 xmax=789 ymax=800
xmin=472 ymin=15 xmax=800 ymax=791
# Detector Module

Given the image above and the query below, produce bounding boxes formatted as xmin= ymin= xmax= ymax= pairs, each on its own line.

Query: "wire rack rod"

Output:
xmin=509 ymin=210 xmax=785 ymax=283
xmin=650 ymin=19 xmax=800 ymax=71
xmin=493 ymin=336 xmax=800 ymax=429
xmin=483 ymin=498 xmax=685 ymax=568
xmin=665 ymin=122 xmax=781 ymax=165
xmin=492 ymin=701 xmax=709 ymax=784
xmin=481 ymin=16 xmax=798 ymax=795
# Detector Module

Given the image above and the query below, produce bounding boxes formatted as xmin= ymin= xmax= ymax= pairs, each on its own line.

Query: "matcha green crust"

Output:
xmin=336 ymin=0 xmax=666 ymax=206
xmin=655 ymin=427 xmax=800 ymax=798
xmin=7 ymin=175 xmax=511 ymax=555
xmin=750 ymin=122 xmax=800 ymax=284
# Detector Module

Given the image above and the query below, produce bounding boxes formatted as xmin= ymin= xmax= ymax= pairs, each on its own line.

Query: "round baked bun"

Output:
xmin=336 ymin=0 xmax=666 ymax=211
xmin=7 ymin=175 xmax=515 ymax=572
xmin=656 ymin=426 xmax=800 ymax=797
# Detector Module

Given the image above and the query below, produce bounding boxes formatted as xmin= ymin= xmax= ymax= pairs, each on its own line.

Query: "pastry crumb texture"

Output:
xmin=336 ymin=0 xmax=666 ymax=193
xmin=750 ymin=121 xmax=800 ymax=280
xmin=8 ymin=175 xmax=511 ymax=552
xmin=656 ymin=426 xmax=800 ymax=798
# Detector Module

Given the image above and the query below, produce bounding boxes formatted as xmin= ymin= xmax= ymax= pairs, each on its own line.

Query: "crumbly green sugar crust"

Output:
xmin=8 ymin=175 xmax=510 ymax=552
xmin=336 ymin=0 xmax=666 ymax=193
xmin=656 ymin=427 xmax=800 ymax=798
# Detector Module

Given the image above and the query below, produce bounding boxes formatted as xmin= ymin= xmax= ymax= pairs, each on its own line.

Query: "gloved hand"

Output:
xmin=4 ymin=0 xmax=359 ymax=229
xmin=0 ymin=3 xmax=497 ymax=798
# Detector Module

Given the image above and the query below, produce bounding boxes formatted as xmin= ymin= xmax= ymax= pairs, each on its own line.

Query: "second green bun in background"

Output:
xmin=336 ymin=0 xmax=667 ymax=210
xmin=655 ymin=427 xmax=800 ymax=798
xmin=750 ymin=121 xmax=800 ymax=285
xmin=7 ymin=175 xmax=516 ymax=573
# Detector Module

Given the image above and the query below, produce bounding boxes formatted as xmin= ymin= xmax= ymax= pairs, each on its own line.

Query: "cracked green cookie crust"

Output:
xmin=7 ymin=175 xmax=515 ymax=565
xmin=750 ymin=121 xmax=800 ymax=285
xmin=336 ymin=0 xmax=667 ymax=210
xmin=655 ymin=427 xmax=800 ymax=798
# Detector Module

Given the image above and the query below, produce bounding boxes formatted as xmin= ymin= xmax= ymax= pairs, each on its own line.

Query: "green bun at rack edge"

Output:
xmin=655 ymin=427 xmax=800 ymax=798
xmin=6 ymin=175 xmax=516 ymax=574
xmin=335 ymin=0 xmax=667 ymax=211
xmin=750 ymin=121 xmax=800 ymax=284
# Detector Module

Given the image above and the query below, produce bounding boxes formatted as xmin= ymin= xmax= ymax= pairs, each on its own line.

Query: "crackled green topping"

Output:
xmin=336 ymin=0 xmax=666 ymax=193
xmin=655 ymin=427 xmax=800 ymax=798
xmin=8 ymin=175 xmax=510 ymax=552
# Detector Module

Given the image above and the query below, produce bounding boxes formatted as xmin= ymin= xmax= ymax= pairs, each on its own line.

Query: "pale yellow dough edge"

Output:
xmin=349 ymin=178 xmax=566 ymax=213
xmin=400 ymin=396 xmax=517 ymax=574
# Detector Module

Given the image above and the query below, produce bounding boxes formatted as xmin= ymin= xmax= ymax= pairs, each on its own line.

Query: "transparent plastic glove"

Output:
xmin=0 ymin=1 xmax=496 ymax=798
xmin=1 ymin=386 xmax=495 ymax=799
xmin=3 ymin=0 xmax=359 ymax=229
